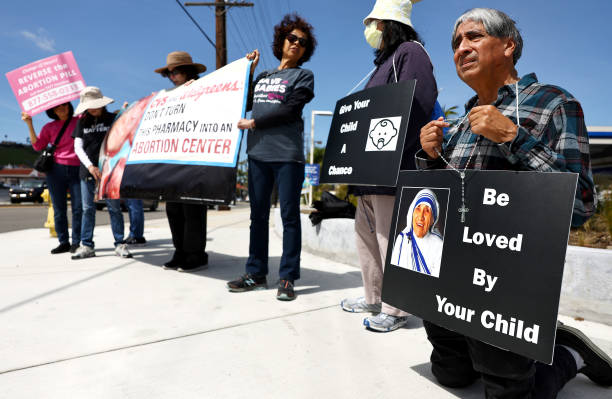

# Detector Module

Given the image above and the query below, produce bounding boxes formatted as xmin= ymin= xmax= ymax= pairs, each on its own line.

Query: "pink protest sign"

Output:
xmin=5 ymin=51 xmax=85 ymax=116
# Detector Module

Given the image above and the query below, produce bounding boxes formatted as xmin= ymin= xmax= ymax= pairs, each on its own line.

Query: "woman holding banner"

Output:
xmin=154 ymin=51 xmax=209 ymax=272
xmin=22 ymin=103 xmax=82 ymax=254
xmin=340 ymin=0 xmax=439 ymax=332
xmin=226 ymin=14 xmax=317 ymax=301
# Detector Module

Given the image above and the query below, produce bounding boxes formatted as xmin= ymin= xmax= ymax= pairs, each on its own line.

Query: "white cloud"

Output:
xmin=20 ymin=29 xmax=56 ymax=52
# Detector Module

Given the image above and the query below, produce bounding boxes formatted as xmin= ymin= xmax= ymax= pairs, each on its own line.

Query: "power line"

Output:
xmin=175 ymin=0 xmax=216 ymax=49
xmin=241 ymin=6 xmax=275 ymax=70
xmin=227 ymin=11 xmax=250 ymax=56
xmin=248 ymin=3 xmax=276 ymax=70
xmin=235 ymin=7 xmax=261 ymax=55
xmin=185 ymin=1 xmax=255 ymax=68
xmin=257 ymin=0 xmax=276 ymax=36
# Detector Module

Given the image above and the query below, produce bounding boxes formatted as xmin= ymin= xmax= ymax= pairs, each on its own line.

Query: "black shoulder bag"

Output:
xmin=309 ymin=191 xmax=356 ymax=226
xmin=33 ymin=119 xmax=71 ymax=173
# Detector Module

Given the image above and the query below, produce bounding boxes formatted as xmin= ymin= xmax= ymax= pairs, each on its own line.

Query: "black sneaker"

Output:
xmin=69 ymin=244 xmax=80 ymax=253
xmin=178 ymin=252 xmax=209 ymax=272
xmin=51 ymin=243 xmax=71 ymax=254
xmin=556 ymin=322 xmax=612 ymax=386
xmin=277 ymin=279 xmax=296 ymax=301
xmin=163 ymin=251 xmax=184 ymax=270
xmin=227 ymin=274 xmax=267 ymax=292
xmin=126 ymin=236 xmax=147 ymax=245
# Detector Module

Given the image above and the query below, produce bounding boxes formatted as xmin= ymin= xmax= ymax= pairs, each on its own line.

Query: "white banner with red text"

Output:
xmin=99 ymin=58 xmax=251 ymax=204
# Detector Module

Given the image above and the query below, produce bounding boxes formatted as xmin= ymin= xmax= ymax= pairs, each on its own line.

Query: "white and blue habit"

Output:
xmin=390 ymin=189 xmax=444 ymax=277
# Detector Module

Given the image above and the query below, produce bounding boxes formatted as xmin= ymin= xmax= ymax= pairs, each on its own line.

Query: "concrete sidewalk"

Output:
xmin=0 ymin=206 xmax=610 ymax=398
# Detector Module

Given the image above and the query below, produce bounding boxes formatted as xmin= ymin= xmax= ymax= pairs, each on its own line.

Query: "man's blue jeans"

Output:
xmin=126 ymin=199 xmax=144 ymax=239
xmin=246 ymin=158 xmax=304 ymax=281
xmin=80 ymin=178 xmax=125 ymax=248
xmin=46 ymin=163 xmax=82 ymax=245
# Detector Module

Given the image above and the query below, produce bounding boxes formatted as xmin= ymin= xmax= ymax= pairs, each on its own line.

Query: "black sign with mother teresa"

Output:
xmin=382 ymin=170 xmax=578 ymax=364
xmin=320 ymin=80 xmax=415 ymax=186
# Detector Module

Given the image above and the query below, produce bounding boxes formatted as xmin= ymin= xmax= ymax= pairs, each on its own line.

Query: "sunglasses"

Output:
xmin=165 ymin=69 xmax=184 ymax=78
xmin=286 ymin=33 xmax=308 ymax=47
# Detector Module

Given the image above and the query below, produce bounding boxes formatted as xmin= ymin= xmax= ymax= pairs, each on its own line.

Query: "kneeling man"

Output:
xmin=417 ymin=7 xmax=611 ymax=397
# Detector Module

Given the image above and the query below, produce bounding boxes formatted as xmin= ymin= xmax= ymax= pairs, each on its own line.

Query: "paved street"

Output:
xmin=0 ymin=202 xmax=168 ymax=234
xmin=0 ymin=206 xmax=610 ymax=398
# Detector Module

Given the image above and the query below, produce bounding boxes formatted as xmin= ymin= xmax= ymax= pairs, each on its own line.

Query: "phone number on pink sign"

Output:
xmin=22 ymin=81 xmax=84 ymax=111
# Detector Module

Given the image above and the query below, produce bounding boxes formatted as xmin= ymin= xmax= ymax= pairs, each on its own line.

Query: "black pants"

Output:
xmin=166 ymin=202 xmax=207 ymax=259
xmin=423 ymin=320 xmax=577 ymax=398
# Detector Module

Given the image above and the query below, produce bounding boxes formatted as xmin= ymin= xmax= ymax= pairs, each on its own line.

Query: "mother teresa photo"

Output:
xmin=390 ymin=188 xmax=444 ymax=277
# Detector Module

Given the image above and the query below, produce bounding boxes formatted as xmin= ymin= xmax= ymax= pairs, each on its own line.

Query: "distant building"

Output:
xmin=589 ymin=126 xmax=612 ymax=174
xmin=0 ymin=141 xmax=26 ymax=147
xmin=0 ymin=166 xmax=45 ymax=187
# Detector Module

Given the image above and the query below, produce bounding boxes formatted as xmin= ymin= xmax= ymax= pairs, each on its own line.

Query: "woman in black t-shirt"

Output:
xmin=226 ymin=14 xmax=317 ymax=301
xmin=71 ymin=86 xmax=132 ymax=260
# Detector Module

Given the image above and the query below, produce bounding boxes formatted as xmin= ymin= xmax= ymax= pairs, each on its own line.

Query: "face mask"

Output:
xmin=364 ymin=21 xmax=383 ymax=49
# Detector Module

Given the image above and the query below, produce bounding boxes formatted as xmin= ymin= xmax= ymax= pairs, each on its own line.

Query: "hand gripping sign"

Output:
xmin=98 ymin=57 xmax=251 ymax=204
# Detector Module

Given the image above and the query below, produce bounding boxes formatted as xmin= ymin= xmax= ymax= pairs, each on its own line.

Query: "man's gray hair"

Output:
xmin=452 ymin=8 xmax=523 ymax=65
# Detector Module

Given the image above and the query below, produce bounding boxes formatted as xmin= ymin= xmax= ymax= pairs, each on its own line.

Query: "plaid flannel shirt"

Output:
xmin=415 ymin=73 xmax=595 ymax=227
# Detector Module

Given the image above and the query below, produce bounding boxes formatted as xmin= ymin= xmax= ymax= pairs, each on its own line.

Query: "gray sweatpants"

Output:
xmin=355 ymin=194 xmax=408 ymax=317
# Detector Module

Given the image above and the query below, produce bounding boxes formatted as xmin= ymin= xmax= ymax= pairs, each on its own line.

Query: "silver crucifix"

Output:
xmin=458 ymin=203 xmax=469 ymax=223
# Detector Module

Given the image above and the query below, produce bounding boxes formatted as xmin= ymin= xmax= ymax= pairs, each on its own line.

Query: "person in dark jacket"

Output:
xmin=339 ymin=0 xmax=438 ymax=332
xmin=71 ymin=86 xmax=132 ymax=260
xmin=154 ymin=51 xmax=209 ymax=272
xmin=226 ymin=14 xmax=317 ymax=301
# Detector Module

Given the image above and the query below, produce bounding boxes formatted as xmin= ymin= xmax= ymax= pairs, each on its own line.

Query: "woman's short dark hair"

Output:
xmin=45 ymin=102 xmax=74 ymax=120
xmin=272 ymin=13 xmax=317 ymax=66
xmin=374 ymin=20 xmax=424 ymax=65
xmin=162 ymin=65 xmax=200 ymax=81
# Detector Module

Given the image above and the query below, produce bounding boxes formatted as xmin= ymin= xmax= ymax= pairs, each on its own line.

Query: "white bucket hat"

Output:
xmin=74 ymin=86 xmax=114 ymax=115
xmin=363 ymin=0 xmax=422 ymax=27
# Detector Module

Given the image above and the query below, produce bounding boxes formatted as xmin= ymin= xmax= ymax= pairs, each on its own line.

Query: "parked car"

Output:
xmin=95 ymin=198 xmax=159 ymax=211
xmin=9 ymin=180 xmax=47 ymax=203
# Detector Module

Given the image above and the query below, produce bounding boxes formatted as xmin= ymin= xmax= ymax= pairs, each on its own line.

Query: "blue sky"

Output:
xmin=1 ymin=0 xmax=610 ymax=157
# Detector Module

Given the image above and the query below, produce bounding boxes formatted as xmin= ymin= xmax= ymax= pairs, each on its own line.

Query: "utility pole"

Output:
xmin=185 ymin=1 xmax=254 ymax=69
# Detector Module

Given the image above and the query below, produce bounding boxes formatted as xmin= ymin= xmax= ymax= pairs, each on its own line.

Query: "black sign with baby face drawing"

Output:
xmin=320 ymin=80 xmax=415 ymax=186
xmin=382 ymin=170 xmax=578 ymax=364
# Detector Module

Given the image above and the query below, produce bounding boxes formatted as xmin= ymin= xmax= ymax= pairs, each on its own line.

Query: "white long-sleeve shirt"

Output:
xmin=74 ymin=137 xmax=93 ymax=168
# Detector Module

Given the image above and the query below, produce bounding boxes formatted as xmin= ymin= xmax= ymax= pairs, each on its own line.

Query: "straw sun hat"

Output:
xmin=74 ymin=86 xmax=114 ymax=115
xmin=154 ymin=51 xmax=207 ymax=75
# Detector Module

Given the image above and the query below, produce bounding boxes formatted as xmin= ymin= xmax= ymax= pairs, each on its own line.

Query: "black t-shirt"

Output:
xmin=72 ymin=110 xmax=116 ymax=179
xmin=246 ymin=67 xmax=314 ymax=163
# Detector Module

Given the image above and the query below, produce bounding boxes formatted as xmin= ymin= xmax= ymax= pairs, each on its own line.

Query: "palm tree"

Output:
xmin=442 ymin=105 xmax=459 ymax=119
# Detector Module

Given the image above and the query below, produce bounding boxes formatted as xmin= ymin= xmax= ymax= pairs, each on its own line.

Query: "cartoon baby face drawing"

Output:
xmin=365 ymin=117 xmax=401 ymax=152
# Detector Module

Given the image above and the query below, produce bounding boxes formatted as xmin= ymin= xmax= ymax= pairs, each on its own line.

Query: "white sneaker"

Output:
xmin=340 ymin=297 xmax=382 ymax=313
xmin=114 ymin=243 xmax=132 ymax=258
xmin=71 ymin=245 xmax=95 ymax=260
xmin=364 ymin=313 xmax=409 ymax=332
